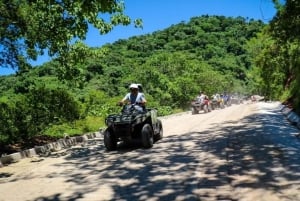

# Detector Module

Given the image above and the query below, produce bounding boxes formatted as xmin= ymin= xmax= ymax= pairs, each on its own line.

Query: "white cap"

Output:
xmin=129 ymin=83 xmax=138 ymax=89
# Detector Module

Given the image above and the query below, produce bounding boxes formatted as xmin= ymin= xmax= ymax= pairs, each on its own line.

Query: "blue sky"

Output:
xmin=0 ymin=0 xmax=277 ymax=75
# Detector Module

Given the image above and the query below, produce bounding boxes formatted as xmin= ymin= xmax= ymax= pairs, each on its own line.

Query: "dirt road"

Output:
xmin=1 ymin=102 xmax=300 ymax=201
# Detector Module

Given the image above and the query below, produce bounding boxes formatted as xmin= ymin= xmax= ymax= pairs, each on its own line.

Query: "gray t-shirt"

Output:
xmin=123 ymin=92 xmax=146 ymax=104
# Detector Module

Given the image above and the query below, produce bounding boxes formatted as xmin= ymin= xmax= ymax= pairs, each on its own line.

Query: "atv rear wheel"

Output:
xmin=154 ymin=119 xmax=163 ymax=141
xmin=104 ymin=129 xmax=117 ymax=151
xmin=208 ymin=105 xmax=212 ymax=112
xmin=141 ymin=124 xmax=154 ymax=148
xmin=203 ymin=105 xmax=208 ymax=113
xmin=191 ymin=107 xmax=198 ymax=115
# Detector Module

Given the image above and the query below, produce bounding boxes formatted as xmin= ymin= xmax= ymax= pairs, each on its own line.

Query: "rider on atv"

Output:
xmin=118 ymin=83 xmax=147 ymax=112
xmin=196 ymin=91 xmax=207 ymax=103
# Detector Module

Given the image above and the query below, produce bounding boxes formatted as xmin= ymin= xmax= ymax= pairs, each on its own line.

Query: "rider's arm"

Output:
xmin=118 ymin=93 xmax=130 ymax=106
xmin=136 ymin=93 xmax=146 ymax=106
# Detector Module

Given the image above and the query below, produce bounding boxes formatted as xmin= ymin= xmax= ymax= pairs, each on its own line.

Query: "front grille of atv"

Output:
xmin=113 ymin=124 xmax=132 ymax=137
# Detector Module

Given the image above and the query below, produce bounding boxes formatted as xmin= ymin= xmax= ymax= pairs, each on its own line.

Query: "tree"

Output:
xmin=270 ymin=0 xmax=300 ymax=42
xmin=0 ymin=0 xmax=142 ymax=71
xmin=268 ymin=0 xmax=300 ymax=109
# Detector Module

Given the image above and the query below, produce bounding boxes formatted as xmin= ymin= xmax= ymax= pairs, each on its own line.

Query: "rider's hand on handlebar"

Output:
xmin=117 ymin=101 xmax=123 ymax=106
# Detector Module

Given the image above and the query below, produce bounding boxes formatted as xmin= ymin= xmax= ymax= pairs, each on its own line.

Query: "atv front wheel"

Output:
xmin=154 ymin=119 xmax=163 ymax=141
xmin=104 ymin=129 xmax=117 ymax=151
xmin=141 ymin=124 xmax=154 ymax=148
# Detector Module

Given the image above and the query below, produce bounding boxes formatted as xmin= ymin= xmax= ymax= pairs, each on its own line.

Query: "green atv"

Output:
xmin=103 ymin=104 xmax=163 ymax=151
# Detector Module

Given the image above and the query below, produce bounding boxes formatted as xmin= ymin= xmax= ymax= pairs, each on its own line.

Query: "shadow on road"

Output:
xmin=11 ymin=106 xmax=300 ymax=201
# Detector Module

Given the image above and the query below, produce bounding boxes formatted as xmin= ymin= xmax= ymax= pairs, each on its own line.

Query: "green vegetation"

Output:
xmin=0 ymin=15 xmax=265 ymax=146
xmin=0 ymin=0 xmax=142 ymax=73
xmin=247 ymin=0 xmax=300 ymax=111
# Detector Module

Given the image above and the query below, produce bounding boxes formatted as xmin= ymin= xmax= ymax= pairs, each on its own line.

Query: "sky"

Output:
xmin=0 ymin=0 xmax=277 ymax=76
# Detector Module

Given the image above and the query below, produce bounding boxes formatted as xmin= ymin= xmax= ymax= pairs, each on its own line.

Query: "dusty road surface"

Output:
xmin=1 ymin=102 xmax=300 ymax=201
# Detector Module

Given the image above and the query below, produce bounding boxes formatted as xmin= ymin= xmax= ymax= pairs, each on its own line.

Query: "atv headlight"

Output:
xmin=105 ymin=118 xmax=113 ymax=127
xmin=107 ymin=121 xmax=112 ymax=127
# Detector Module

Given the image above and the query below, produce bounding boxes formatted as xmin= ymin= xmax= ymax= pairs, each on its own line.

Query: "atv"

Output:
xmin=210 ymin=98 xmax=225 ymax=110
xmin=191 ymin=98 xmax=212 ymax=114
xmin=103 ymin=104 xmax=163 ymax=151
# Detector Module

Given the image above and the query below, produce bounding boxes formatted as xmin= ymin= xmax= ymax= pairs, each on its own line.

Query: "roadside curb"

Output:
xmin=0 ymin=131 xmax=103 ymax=168
xmin=280 ymin=104 xmax=300 ymax=129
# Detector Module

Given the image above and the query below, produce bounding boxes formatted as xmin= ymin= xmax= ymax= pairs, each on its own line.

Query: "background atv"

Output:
xmin=191 ymin=99 xmax=212 ymax=114
xmin=210 ymin=99 xmax=225 ymax=110
xmin=211 ymin=94 xmax=225 ymax=110
xmin=103 ymin=104 xmax=163 ymax=151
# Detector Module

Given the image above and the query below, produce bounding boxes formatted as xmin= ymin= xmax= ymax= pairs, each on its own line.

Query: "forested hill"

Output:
xmin=0 ymin=15 xmax=265 ymax=145
xmin=95 ymin=15 xmax=264 ymax=96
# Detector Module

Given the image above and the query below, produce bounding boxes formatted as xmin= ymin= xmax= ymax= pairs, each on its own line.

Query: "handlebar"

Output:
xmin=117 ymin=101 xmax=145 ymax=107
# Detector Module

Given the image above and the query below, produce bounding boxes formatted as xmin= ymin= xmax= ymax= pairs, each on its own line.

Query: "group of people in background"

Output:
xmin=118 ymin=84 xmax=245 ymax=113
xmin=195 ymin=91 xmax=231 ymax=104
xmin=194 ymin=91 xmax=241 ymax=109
